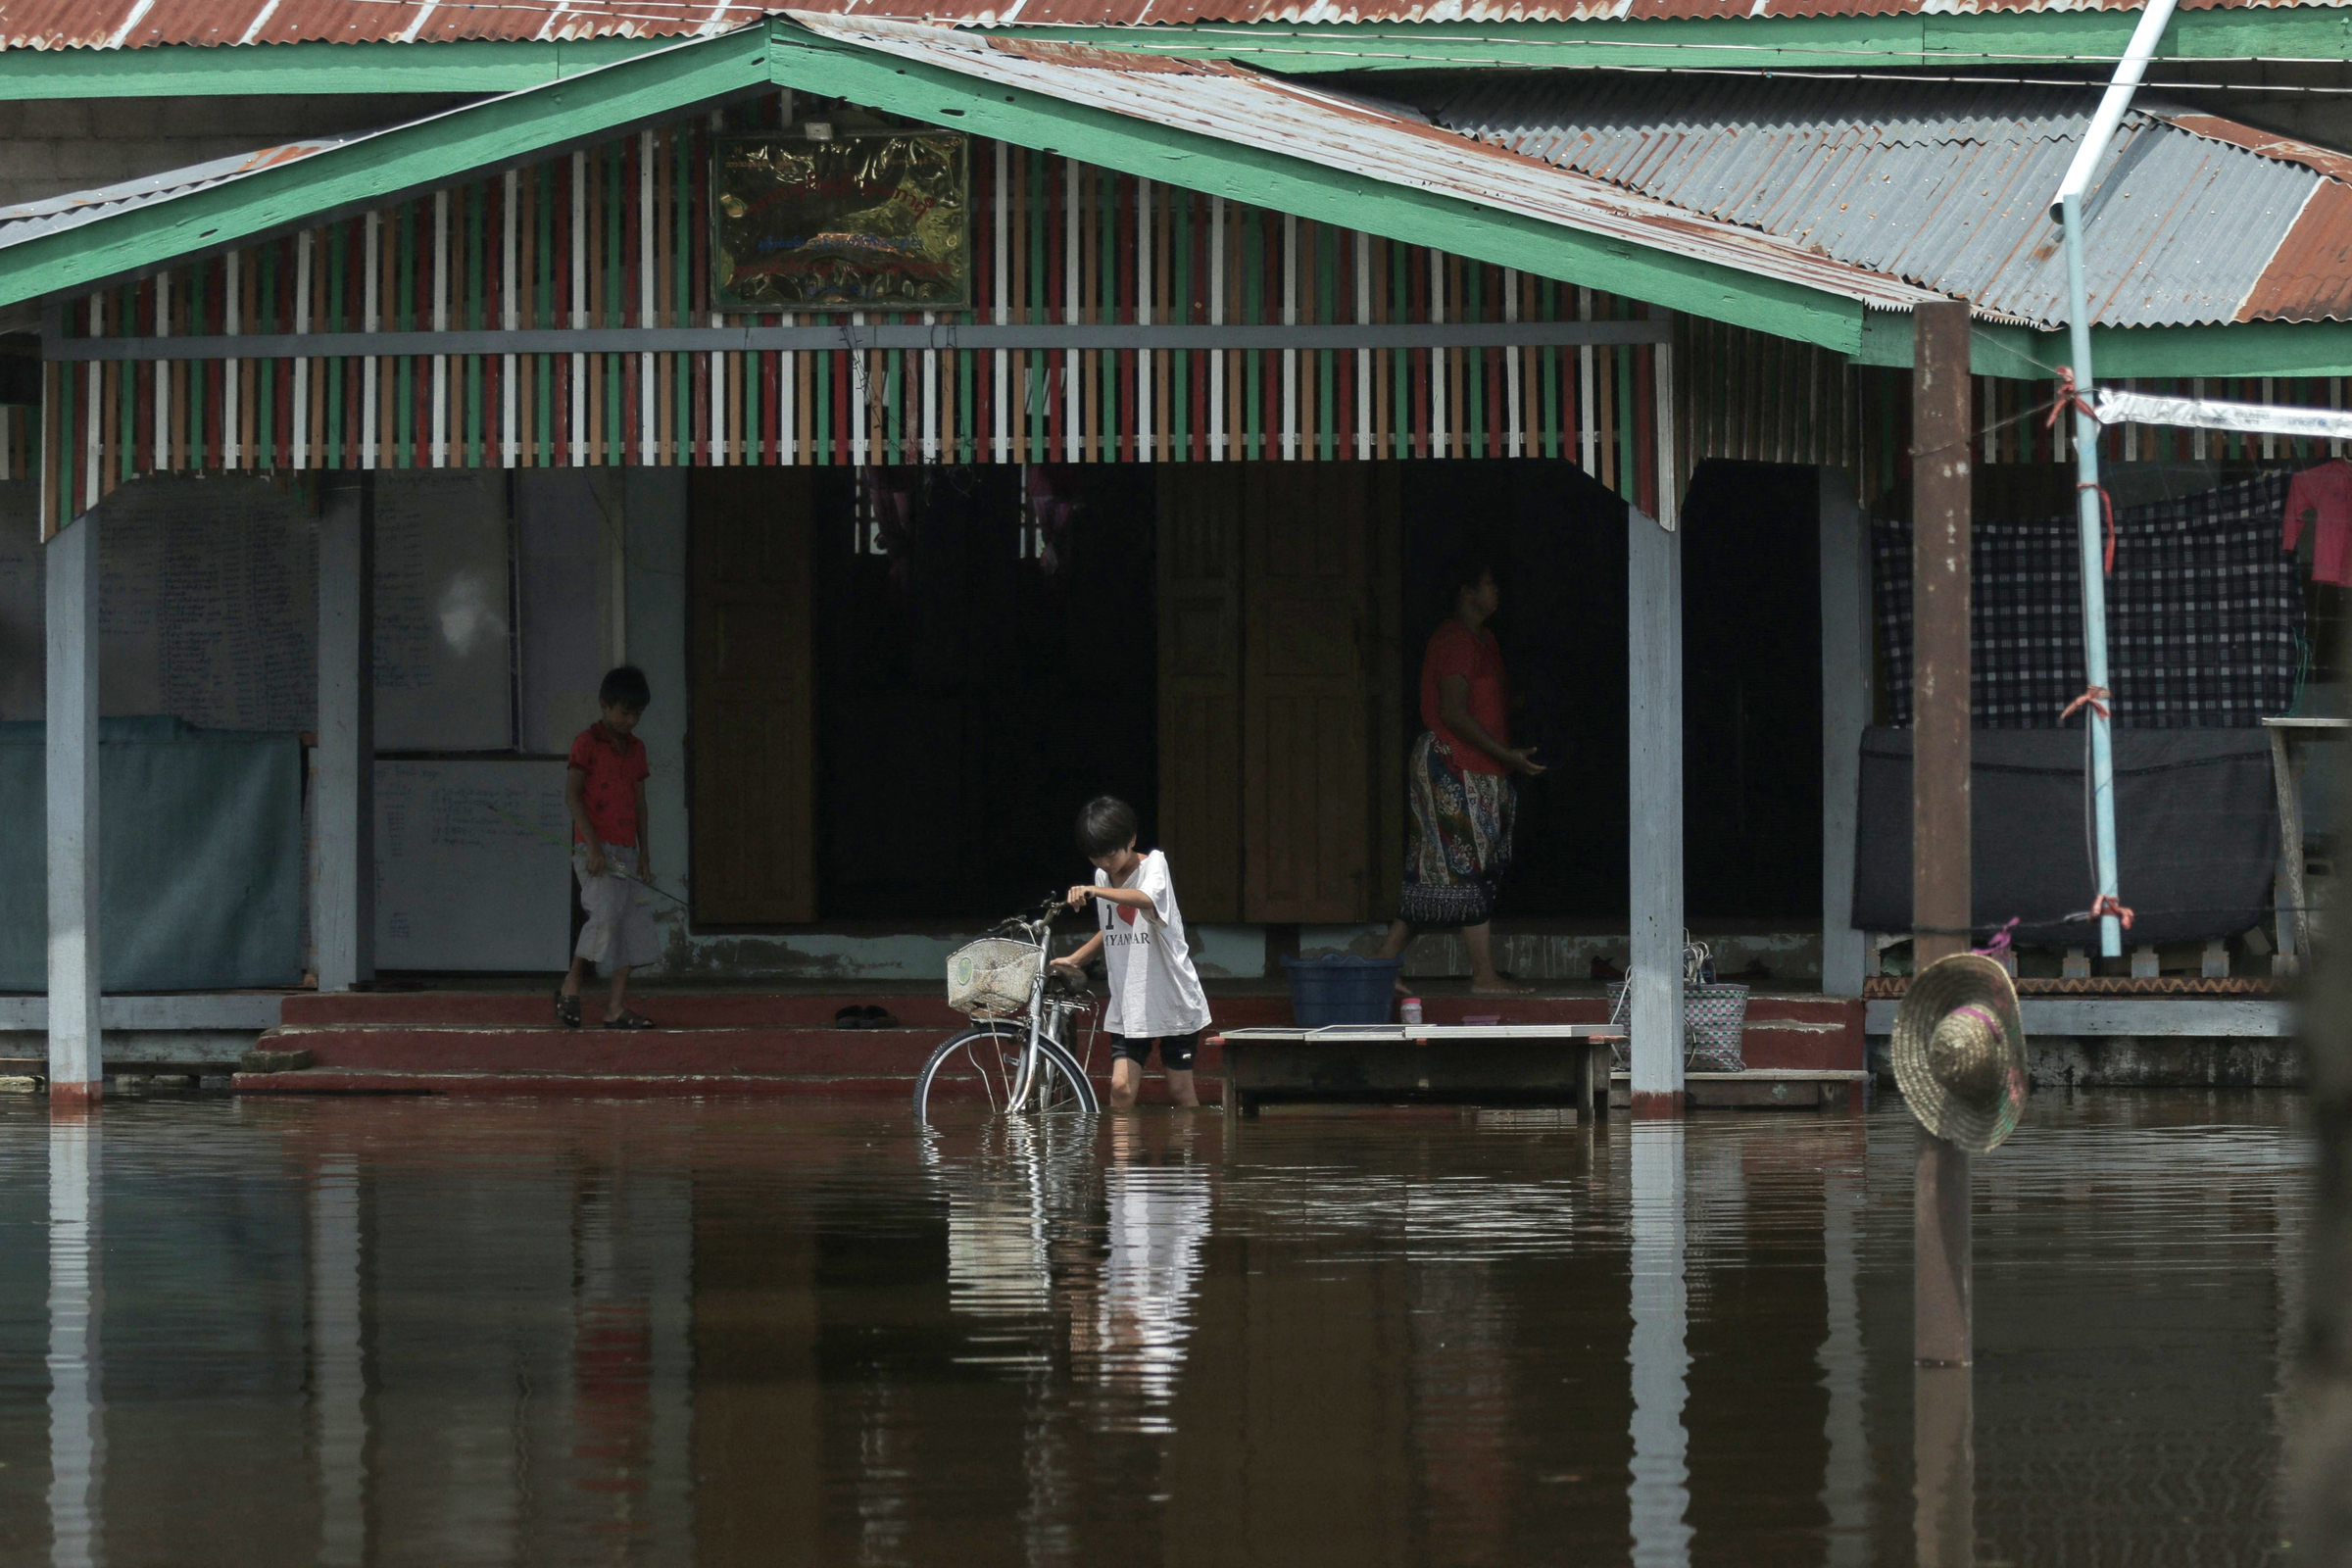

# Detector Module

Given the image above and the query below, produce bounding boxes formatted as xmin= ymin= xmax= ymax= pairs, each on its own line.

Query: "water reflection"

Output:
xmin=1627 ymin=1121 xmax=1690 ymax=1567
xmin=0 ymin=1093 xmax=2305 ymax=1567
xmin=47 ymin=1114 xmax=101 ymax=1568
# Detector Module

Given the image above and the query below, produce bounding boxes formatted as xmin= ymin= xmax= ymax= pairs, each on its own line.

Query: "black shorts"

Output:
xmin=1111 ymin=1032 xmax=1198 ymax=1071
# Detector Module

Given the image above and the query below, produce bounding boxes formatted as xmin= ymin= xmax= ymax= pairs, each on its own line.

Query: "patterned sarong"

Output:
xmin=1397 ymin=731 xmax=1516 ymax=928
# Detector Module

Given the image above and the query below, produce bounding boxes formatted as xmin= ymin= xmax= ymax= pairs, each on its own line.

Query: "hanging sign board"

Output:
xmin=710 ymin=131 xmax=970 ymax=312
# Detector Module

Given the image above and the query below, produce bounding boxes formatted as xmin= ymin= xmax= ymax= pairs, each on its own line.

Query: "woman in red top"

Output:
xmin=1375 ymin=557 xmax=1545 ymax=995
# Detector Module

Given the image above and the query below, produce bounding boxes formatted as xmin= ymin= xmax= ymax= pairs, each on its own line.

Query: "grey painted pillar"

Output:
xmin=314 ymin=478 xmax=373 ymax=992
xmin=1819 ymin=468 xmax=1872 ymax=997
xmin=1628 ymin=504 xmax=1685 ymax=1113
xmin=45 ymin=512 xmax=100 ymax=1104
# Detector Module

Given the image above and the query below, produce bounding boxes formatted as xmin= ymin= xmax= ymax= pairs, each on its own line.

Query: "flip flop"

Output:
xmin=554 ymin=989 xmax=581 ymax=1028
xmin=603 ymin=1009 xmax=657 ymax=1030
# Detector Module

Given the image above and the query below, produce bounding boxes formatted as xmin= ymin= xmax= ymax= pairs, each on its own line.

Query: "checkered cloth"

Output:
xmin=1875 ymin=473 xmax=2303 ymax=728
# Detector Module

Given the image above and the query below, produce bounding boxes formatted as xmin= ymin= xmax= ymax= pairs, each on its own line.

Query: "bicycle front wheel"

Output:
xmin=912 ymin=1025 xmax=1102 ymax=1124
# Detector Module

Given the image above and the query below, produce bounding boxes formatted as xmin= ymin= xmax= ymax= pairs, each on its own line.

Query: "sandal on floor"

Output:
xmin=555 ymin=989 xmax=581 ymax=1028
xmin=603 ymin=1008 xmax=657 ymax=1030
xmin=860 ymin=1004 xmax=901 ymax=1028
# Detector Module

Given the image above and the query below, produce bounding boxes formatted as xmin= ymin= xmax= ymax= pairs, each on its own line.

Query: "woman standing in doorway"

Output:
xmin=1375 ymin=556 xmax=1545 ymax=995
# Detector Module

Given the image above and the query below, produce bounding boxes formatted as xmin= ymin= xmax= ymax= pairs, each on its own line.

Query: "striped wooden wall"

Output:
xmin=34 ymin=105 xmax=1672 ymax=533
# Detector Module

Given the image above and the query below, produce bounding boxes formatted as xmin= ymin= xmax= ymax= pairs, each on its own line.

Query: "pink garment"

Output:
xmin=2284 ymin=459 xmax=2352 ymax=586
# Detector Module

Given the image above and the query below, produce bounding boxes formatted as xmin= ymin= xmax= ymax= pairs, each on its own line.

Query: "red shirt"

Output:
xmin=1419 ymin=619 xmax=1511 ymax=776
xmin=2285 ymin=460 xmax=2352 ymax=587
xmin=568 ymin=723 xmax=649 ymax=847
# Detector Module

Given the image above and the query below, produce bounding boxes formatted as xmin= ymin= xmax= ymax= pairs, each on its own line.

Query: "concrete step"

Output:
xmin=230 ymin=1066 xmax=1218 ymax=1102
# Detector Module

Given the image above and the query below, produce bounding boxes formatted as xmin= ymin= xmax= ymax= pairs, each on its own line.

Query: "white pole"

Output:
xmin=45 ymin=510 xmax=100 ymax=1104
xmin=314 ymin=478 xmax=374 ymax=991
xmin=1628 ymin=505 xmax=1686 ymax=1112
xmin=2047 ymin=0 xmax=2174 ymax=958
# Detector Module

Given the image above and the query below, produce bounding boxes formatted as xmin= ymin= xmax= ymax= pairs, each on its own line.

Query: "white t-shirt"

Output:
xmin=1094 ymin=850 xmax=1213 ymax=1041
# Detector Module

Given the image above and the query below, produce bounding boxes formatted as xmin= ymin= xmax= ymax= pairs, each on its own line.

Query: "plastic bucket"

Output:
xmin=1280 ymin=954 xmax=1403 ymax=1027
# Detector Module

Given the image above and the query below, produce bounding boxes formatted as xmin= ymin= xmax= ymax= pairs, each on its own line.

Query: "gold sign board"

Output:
xmin=710 ymin=132 xmax=970 ymax=312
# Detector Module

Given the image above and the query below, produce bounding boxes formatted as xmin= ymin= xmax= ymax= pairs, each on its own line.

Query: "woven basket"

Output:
xmin=1606 ymin=981 xmax=1749 ymax=1072
xmin=947 ymin=938 xmax=1043 ymax=1018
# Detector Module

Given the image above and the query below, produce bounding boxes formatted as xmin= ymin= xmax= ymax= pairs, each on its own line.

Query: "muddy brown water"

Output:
xmin=0 ymin=1092 xmax=2304 ymax=1566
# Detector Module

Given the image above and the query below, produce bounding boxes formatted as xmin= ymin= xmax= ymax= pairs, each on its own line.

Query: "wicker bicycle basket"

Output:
xmin=947 ymin=938 xmax=1044 ymax=1018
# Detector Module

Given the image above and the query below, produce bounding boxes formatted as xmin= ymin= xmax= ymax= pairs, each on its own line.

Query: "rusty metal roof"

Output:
xmin=6 ymin=0 xmax=2348 ymax=50
xmin=1415 ymin=74 xmax=2352 ymax=327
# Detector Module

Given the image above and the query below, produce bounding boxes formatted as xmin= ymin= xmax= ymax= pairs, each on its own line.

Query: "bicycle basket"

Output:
xmin=947 ymin=938 xmax=1043 ymax=1018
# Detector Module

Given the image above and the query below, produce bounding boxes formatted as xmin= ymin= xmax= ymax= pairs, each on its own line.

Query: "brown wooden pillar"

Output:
xmin=1909 ymin=298 xmax=1977 ymax=1566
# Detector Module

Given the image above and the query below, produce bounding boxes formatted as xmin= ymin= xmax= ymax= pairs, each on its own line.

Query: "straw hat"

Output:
xmin=1891 ymin=954 xmax=2028 ymax=1154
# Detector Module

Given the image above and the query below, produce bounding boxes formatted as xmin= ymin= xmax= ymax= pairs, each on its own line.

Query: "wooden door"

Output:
xmin=690 ymin=469 xmax=816 ymax=923
xmin=1156 ymin=466 xmax=1246 ymax=921
xmin=1242 ymin=464 xmax=1397 ymax=922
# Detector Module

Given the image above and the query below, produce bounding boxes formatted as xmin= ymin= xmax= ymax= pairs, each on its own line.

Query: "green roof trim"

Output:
xmin=0 ymin=28 xmax=770 ymax=310
xmin=0 ymin=35 xmax=684 ymax=99
xmin=1861 ymin=315 xmax=2352 ymax=381
xmin=2 ymin=6 xmax=2346 ymax=100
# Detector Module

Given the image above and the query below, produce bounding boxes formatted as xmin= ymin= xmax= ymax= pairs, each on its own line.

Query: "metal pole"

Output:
xmin=2046 ymin=0 xmax=2177 ymax=960
xmin=2060 ymin=201 xmax=2125 ymax=959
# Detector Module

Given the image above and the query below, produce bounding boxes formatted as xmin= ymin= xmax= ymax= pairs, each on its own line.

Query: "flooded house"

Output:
xmin=0 ymin=1 xmax=2345 ymax=1106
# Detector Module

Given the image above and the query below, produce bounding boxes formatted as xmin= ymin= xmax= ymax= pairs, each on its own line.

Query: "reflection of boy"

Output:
xmin=1054 ymin=797 xmax=1213 ymax=1110
xmin=556 ymin=666 xmax=661 ymax=1030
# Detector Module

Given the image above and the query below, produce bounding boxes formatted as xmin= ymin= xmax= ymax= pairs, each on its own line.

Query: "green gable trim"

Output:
xmin=1858 ymin=314 xmax=2352 ymax=380
xmin=762 ymin=23 xmax=1871 ymax=355
xmin=0 ymin=36 xmax=681 ymax=99
xmin=6 ymin=5 xmax=2344 ymax=100
xmin=970 ymin=9 xmax=2352 ymax=74
xmin=0 ymin=30 xmax=769 ymax=310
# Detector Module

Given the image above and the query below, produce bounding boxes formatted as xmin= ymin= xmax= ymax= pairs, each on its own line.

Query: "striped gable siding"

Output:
xmin=32 ymin=109 xmax=1672 ymax=531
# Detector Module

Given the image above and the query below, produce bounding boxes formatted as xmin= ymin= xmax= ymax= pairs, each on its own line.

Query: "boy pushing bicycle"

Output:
xmin=1053 ymin=797 xmax=1212 ymax=1110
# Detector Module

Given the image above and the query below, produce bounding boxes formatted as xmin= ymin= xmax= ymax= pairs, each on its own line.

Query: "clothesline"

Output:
xmin=2095 ymin=387 xmax=2352 ymax=442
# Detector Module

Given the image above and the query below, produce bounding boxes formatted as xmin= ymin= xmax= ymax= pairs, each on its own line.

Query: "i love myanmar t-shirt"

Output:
xmin=1094 ymin=850 xmax=1213 ymax=1041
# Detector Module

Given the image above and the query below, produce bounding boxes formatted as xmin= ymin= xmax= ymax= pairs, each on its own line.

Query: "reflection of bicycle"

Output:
xmin=914 ymin=894 xmax=1102 ymax=1124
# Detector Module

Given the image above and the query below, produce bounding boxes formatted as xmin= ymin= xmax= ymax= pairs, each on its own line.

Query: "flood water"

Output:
xmin=0 ymin=1092 xmax=2304 ymax=1567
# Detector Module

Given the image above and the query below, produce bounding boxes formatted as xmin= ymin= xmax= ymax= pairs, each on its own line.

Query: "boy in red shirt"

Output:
xmin=556 ymin=666 xmax=661 ymax=1028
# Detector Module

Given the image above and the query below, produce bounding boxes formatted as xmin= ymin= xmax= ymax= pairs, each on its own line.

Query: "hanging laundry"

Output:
xmin=2283 ymin=457 xmax=2352 ymax=586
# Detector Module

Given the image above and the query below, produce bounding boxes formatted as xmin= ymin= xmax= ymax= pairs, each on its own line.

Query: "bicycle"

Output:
xmin=913 ymin=893 xmax=1103 ymax=1124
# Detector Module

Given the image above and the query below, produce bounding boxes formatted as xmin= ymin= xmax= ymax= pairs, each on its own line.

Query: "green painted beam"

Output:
xmin=970 ymin=8 xmax=2352 ymax=73
xmin=0 ymin=36 xmax=681 ymax=99
xmin=0 ymin=30 xmax=770 ymax=310
xmin=1858 ymin=313 xmax=2352 ymax=380
xmin=763 ymin=23 xmax=1871 ymax=355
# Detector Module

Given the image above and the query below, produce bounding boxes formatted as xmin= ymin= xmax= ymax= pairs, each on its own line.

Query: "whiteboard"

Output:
xmin=374 ymin=759 xmax=571 ymax=972
xmin=373 ymin=471 xmax=514 ymax=751
xmin=0 ymin=476 xmax=318 ymax=730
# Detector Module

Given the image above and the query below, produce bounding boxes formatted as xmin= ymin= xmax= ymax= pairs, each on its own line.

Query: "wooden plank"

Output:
xmin=1241 ymin=463 xmax=1379 ymax=922
xmin=1156 ymin=465 xmax=1245 ymax=921
xmin=689 ymin=468 xmax=816 ymax=924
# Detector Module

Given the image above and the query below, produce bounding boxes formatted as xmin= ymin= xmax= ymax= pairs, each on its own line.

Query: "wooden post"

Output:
xmin=1913 ymin=1365 xmax=1975 ymax=1568
xmin=45 ymin=510 xmax=100 ymax=1106
xmin=1820 ymin=467 xmax=1871 ymax=997
xmin=314 ymin=476 xmax=374 ymax=992
xmin=1628 ymin=502 xmax=1685 ymax=1116
xmin=1911 ymin=298 xmax=1974 ymax=1370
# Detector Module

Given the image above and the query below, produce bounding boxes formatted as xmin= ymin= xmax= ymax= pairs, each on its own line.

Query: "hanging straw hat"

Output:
xmin=1890 ymin=954 xmax=2028 ymax=1154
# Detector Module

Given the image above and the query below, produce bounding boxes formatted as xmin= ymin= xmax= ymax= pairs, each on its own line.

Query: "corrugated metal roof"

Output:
xmin=0 ymin=137 xmax=347 ymax=249
xmin=789 ymin=12 xmax=1948 ymax=313
xmin=1413 ymin=74 xmax=2352 ymax=327
xmin=4 ymin=0 xmax=2346 ymax=50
